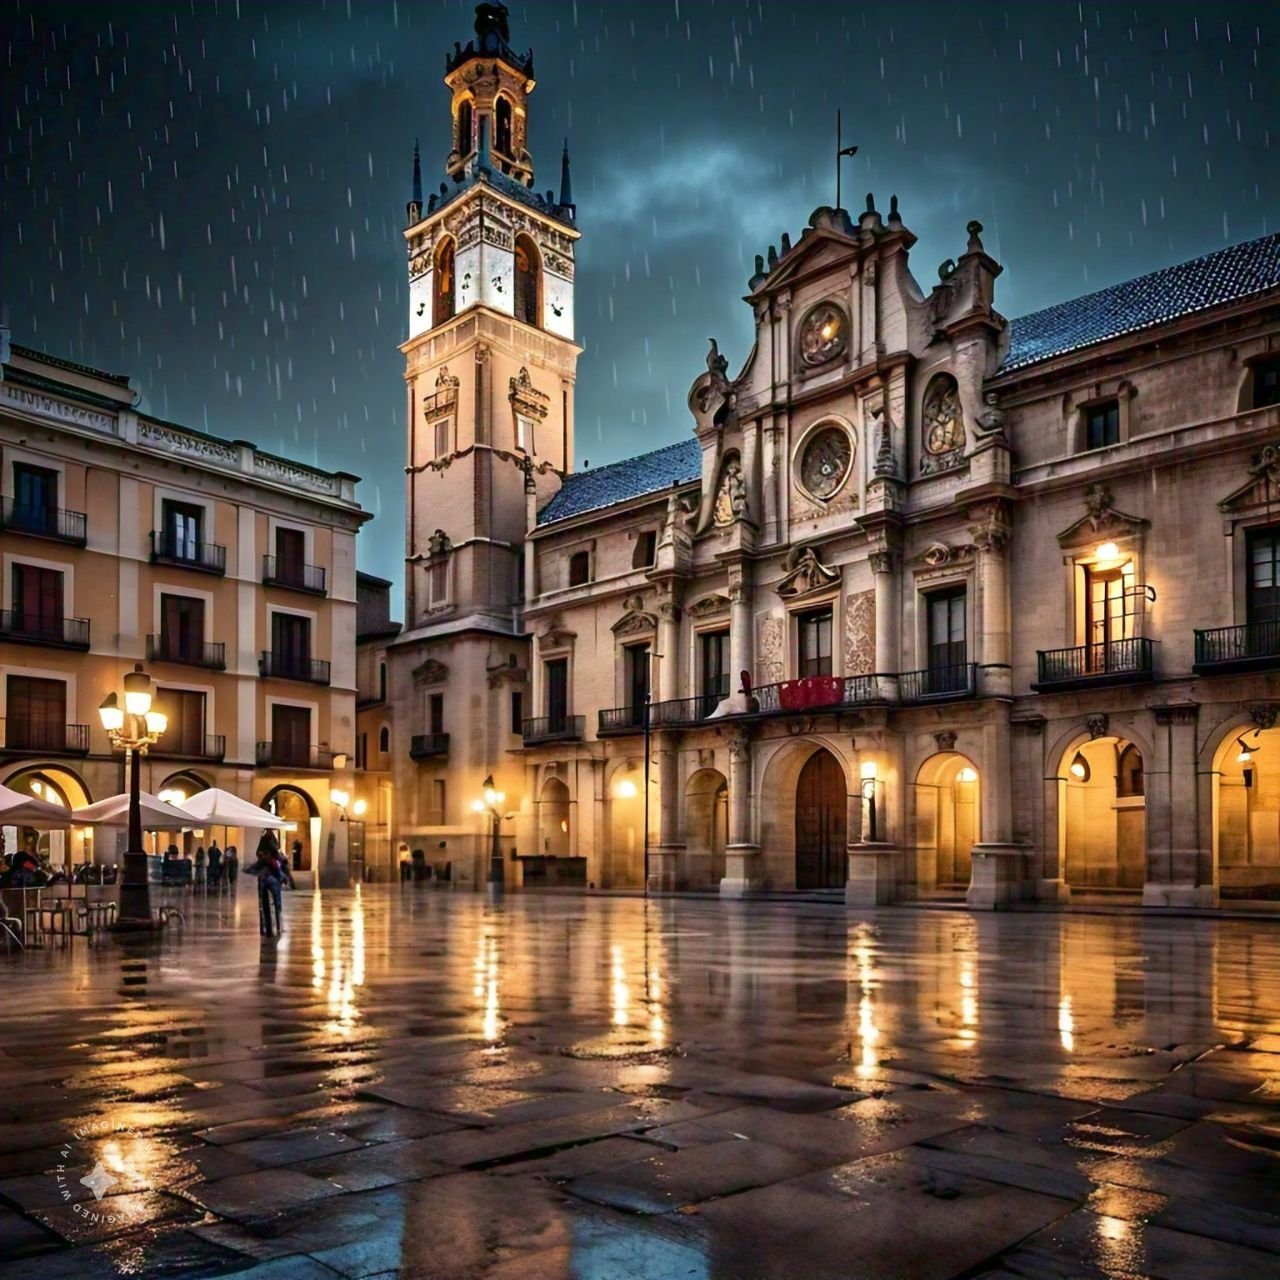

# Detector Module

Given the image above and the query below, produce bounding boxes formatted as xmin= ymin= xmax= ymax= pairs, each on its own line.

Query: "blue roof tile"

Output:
xmin=537 ymin=438 xmax=701 ymax=526
xmin=1002 ymin=232 xmax=1280 ymax=372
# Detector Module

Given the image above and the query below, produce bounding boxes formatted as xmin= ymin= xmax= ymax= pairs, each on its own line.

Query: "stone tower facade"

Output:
xmin=387 ymin=1 xmax=580 ymax=885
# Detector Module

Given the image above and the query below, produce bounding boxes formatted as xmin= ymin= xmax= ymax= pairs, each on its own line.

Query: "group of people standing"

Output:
xmin=190 ymin=841 xmax=239 ymax=891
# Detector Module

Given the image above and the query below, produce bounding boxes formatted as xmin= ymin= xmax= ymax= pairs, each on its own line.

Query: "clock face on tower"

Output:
xmin=799 ymin=302 xmax=848 ymax=368
xmin=799 ymin=426 xmax=853 ymax=500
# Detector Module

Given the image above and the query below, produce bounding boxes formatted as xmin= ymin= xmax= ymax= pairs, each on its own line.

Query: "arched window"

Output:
xmin=1116 ymin=743 xmax=1144 ymax=797
xmin=379 ymin=725 xmax=390 ymax=753
xmin=379 ymin=662 xmax=387 ymax=702
xmin=568 ymin=550 xmax=591 ymax=586
xmin=495 ymin=96 xmax=513 ymax=156
xmin=456 ymin=100 xmax=473 ymax=155
xmin=433 ymin=237 xmax=456 ymax=327
xmin=514 ymin=235 xmax=540 ymax=328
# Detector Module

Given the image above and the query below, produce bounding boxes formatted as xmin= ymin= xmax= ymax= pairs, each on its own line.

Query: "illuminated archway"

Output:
xmin=1213 ymin=722 xmax=1280 ymax=899
xmin=513 ymin=233 xmax=541 ymax=329
xmin=3 ymin=764 xmax=92 ymax=868
xmin=684 ymin=768 xmax=728 ymax=889
xmin=433 ymin=236 xmax=456 ymax=327
xmin=1059 ymin=736 xmax=1145 ymax=891
xmin=261 ymin=784 xmax=318 ymax=873
xmin=913 ymin=752 xmax=980 ymax=893
xmin=538 ymin=777 xmax=571 ymax=858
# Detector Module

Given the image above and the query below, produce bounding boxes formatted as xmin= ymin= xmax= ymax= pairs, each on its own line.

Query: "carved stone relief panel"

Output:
xmin=759 ymin=614 xmax=785 ymax=683
xmin=844 ymin=590 xmax=875 ymax=676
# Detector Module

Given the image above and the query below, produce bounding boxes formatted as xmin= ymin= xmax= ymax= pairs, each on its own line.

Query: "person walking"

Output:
xmin=225 ymin=844 xmax=238 ymax=892
xmin=194 ymin=844 xmax=206 ymax=890
xmin=246 ymin=833 xmax=292 ymax=936
xmin=206 ymin=841 xmax=222 ymax=892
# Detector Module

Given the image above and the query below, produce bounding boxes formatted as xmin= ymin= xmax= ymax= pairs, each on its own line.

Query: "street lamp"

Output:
xmin=471 ymin=774 xmax=511 ymax=896
xmin=98 ymin=663 xmax=168 ymax=928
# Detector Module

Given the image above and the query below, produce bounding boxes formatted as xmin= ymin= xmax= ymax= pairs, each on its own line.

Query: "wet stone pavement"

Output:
xmin=0 ymin=888 xmax=1278 ymax=1280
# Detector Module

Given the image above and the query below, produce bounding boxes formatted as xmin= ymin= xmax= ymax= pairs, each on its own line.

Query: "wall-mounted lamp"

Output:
xmin=1069 ymin=751 xmax=1091 ymax=782
xmin=614 ymin=777 xmax=638 ymax=799
xmin=1095 ymin=541 xmax=1120 ymax=564
xmin=860 ymin=760 xmax=880 ymax=843
xmin=352 ymin=798 xmax=368 ymax=818
xmin=956 ymin=766 xmax=978 ymax=784
xmin=1236 ymin=736 xmax=1254 ymax=764
xmin=329 ymin=788 xmax=351 ymax=810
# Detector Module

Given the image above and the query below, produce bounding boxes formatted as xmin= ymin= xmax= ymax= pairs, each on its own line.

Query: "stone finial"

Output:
xmin=865 ymin=192 xmax=876 ymax=214
xmin=754 ymin=253 xmax=765 ymax=275
xmin=780 ymin=231 xmax=792 ymax=254
xmin=966 ymin=219 xmax=985 ymax=253
xmin=767 ymin=244 xmax=778 ymax=270
xmin=706 ymin=338 xmax=729 ymax=379
xmin=888 ymin=194 xmax=901 ymax=224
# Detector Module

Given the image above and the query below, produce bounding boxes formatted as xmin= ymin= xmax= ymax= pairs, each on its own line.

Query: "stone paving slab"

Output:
xmin=0 ymin=888 xmax=1277 ymax=1280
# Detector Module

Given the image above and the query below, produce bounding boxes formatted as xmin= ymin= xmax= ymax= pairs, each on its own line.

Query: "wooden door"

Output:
xmin=271 ymin=704 xmax=310 ymax=767
xmin=795 ymin=749 xmax=847 ymax=890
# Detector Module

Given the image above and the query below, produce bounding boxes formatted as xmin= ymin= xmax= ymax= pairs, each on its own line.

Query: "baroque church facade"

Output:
xmin=380 ymin=2 xmax=1280 ymax=907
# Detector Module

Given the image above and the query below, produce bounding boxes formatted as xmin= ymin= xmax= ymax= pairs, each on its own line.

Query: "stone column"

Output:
xmin=649 ymin=745 xmax=682 ymax=891
xmin=720 ymin=726 xmax=763 ymax=896
xmin=966 ymin=716 xmax=1030 ymax=909
xmin=1144 ymin=703 xmax=1216 ymax=907
xmin=970 ymin=503 xmax=1012 ymax=697
xmin=728 ymin=569 xmax=753 ymax=698
xmin=870 ymin=550 xmax=899 ymax=699
xmin=657 ymin=601 xmax=681 ymax=704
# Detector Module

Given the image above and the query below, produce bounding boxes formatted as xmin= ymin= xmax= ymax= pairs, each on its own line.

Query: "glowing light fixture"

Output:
xmin=329 ymin=788 xmax=350 ymax=809
xmin=956 ymin=766 xmax=978 ymax=784
xmin=470 ymin=798 xmax=487 ymax=814
xmin=144 ymin=710 xmax=168 ymax=736
xmin=1236 ymin=736 xmax=1254 ymax=764
xmin=1095 ymin=541 xmax=1120 ymax=564
xmin=859 ymin=760 xmax=878 ymax=782
xmin=123 ymin=663 xmax=153 ymax=717
xmin=98 ymin=693 xmax=125 ymax=733
xmin=1069 ymin=751 xmax=1091 ymax=782
xmin=614 ymin=778 xmax=638 ymax=799
xmin=352 ymin=798 xmax=368 ymax=818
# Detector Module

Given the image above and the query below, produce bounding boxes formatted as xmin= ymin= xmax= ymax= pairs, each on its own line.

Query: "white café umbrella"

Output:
xmin=72 ymin=791 xmax=194 ymax=829
xmin=176 ymin=787 xmax=297 ymax=832
xmin=0 ymin=782 xmax=74 ymax=826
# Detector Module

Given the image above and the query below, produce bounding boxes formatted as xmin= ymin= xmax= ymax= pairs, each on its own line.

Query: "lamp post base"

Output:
xmin=109 ymin=917 xmax=164 ymax=935
xmin=115 ymin=851 xmax=155 ymax=930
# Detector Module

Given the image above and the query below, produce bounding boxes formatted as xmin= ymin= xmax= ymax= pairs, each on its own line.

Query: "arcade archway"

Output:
xmin=685 ymin=768 xmax=728 ymax=889
xmin=261 ymin=784 xmax=318 ymax=873
xmin=795 ymin=748 xmax=847 ymax=890
xmin=913 ymin=752 xmax=980 ymax=893
xmin=1215 ymin=724 xmax=1280 ymax=899
xmin=1060 ymin=736 xmax=1145 ymax=891
xmin=3 ymin=765 xmax=92 ymax=868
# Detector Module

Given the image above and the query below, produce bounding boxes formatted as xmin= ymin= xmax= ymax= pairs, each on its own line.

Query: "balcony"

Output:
xmin=262 ymin=555 xmax=327 ymax=596
xmin=0 ymin=498 xmax=87 ymax=547
xmin=150 ymin=530 xmax=227 ymax=575
xmin=1194 ymin=621 xmax=1280 ymax=675
xmin=410 ymin=732 xmax=450 ymax=759
xmin=600 ymin=693 xmax=731 ymax=735
xmin=0 ymin=720 xmax=90 ymax=756
xmin=146 ymin=634 xmax=227 ymax=670
xmin=151 ymin=734 xmax=226 ymax=762
xmin=255 ymin=741 xmax=336 ymax=770
xmin=749 ymin=674 xmax=882 ymax=715
xmin=1034 ymin=638 xmax=1155 ymax=691
xmin=259 ymin=651 xmax=331 ymax=685
xmin=899 ymin=663 xmax=978 ymax=703
xmin=522 ymin=714 xmax=584 ymax=746
xmin=0 ymin=610 xmax=90 ymax=650
xmin=598 ymin=705 xmax=648 ymax=736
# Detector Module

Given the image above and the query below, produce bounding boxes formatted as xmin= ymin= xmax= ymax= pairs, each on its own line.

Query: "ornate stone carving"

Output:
xmin=923 ymin=542 xmax=952 ymax=567
xmin=426 ymin=529 xmax=452 ymax=558
xmin=920 ymin=374 xmax=966 ymax=474
xmin=412 ymin=658 xmax=449 ymax=686
xmin=1152 ymin=703 xmax=1198 ymax=726
xmin=613 ymin=592 xmax=658 ymax=636
xmin=1 ymin=383 xmax=117 ymax=436
xmin=1219 ymin=442 xmax=1280 ymax=513
xmin=1057 ymin=484 xmax=1148 ymax=550
xmin=688 ymin=338 xmax=734 ymax=430
xmin=934 ymin=730 xmax=957 ymax=752
xmin=759 ymin=614 xmax=785 ymax=683
xmin=845 ymin=590 xmax=875 ymax=676
xmin=436 ymin=366 xmax=460 ymax=391
xmin=869 ymin=550 xmax=897 ymax=575
xmin=976 ymin=390 xmax=1006 ymax=436
xmin=254 ymin=452 xmax=342 ymax=495
xmin=713 ymin=456 xmax=748 ymax=526
xmin=539 ymin=614 xmax=577 ymax=648
xmin=727 ymin=726 xmax=751 ymax=763
xmin=687 ymin=594 xmax=730 ymax=619
xmin=1085 ymin=714 xmax=1109 ymax=740
xmin=970 ymin=505 xmax=1012 ymax=553
xmin=776 ymin=544 xmax=839 ymax=599
xmin=508 ymin=365 xmax=550 ymax=419
xmin=872 ymin=405 xmax=897 ymax=478
xmin=1248 ymin=702 xmax=1278 ymax=731
xmin=141 ymin=420 xmax=240 ymax=466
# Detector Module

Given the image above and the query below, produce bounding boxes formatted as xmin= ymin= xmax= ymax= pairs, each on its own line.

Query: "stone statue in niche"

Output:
xmin=920 ymin=375 xmax=966 ymax=475
xmin=714 ymin=457 xmax=747 ymax=526
xmin=776 ymin=544 xmax=840 ymax=599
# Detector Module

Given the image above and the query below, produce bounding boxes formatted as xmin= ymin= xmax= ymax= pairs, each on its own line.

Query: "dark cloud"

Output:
xmin=3 ymin=1 xmax=1275 ymax=598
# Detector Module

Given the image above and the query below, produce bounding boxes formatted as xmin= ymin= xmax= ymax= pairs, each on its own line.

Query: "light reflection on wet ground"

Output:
xmin=0 ymin=887 xmax=1278 ymax=1279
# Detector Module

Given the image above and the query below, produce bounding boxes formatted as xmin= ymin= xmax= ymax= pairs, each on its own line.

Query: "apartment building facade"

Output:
xmin=0 ymin=331 xmax=370 ymax=886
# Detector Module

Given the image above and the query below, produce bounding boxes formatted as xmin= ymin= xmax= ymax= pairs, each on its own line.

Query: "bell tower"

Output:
xmin=390 ymin=1 xmax=580 ymax=876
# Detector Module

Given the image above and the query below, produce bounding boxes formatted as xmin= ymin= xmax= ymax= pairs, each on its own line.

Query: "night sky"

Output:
xmin=3 ymin=2 xmax=1275 ymax=597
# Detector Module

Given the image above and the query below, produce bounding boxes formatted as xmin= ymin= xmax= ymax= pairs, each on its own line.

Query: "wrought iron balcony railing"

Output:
xmin=1193 ymin=621 xmax=1280 ymax=674
xmin=1034 ymin=638 xmax=1155 ymax=690
xmin=262 ymin=555 xmax=327 ymax=595
xmin=522 ymin=714 xmax=584 ymax=746
xmin=255 ymin=741 xmax=336 ymax=769
xmin=151 ymin=734 xmax=226 ymax=762
xmin=150 ymin=530 xmax=227 ymax=574
xmin=898 ymin=663 xmax=978 ymax=702
xmin=598 ymin=706 xmax=648 ymax=735
xmin=259 ymin=651 xmax=331 ymax=685
xmin=748 ymin=673 xmax=882 ymax=714
xmin=0 ymin=719 xmax=90 ymax=755
xmin=146 ymin=634 xmax=227 ymax=670
xmin=0 ymin=498 xmax=87 ymax=546
xmin=409 ymin=732 xmax=450 ymax=759
xmin=0 ymin=610 xmax=90 ymax=649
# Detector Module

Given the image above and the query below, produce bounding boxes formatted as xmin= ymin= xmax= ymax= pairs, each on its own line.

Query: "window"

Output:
xmin=797 ymin=608 xmax=833 ymax=678
xmin=434 ymin=419 xmax=451 ymax=458
xmin=633 ymin=531 xmax=657 ymax=569
xmin=433 ymin=238 xmax=456 ymax=327
xmin=1084 ymin=562 xmax=1138 ymax=670
xmin=516 ymin=413 xmax=535 ymax=454
xmin=160 ymin=593 xmax=205 ymax=662
xmin=5 ymin=675 xmax=66 ymax=752
xmin=379 ymin=725 xmax=390 ymax=753
xmin=271 ymin=612 xmax=312 ymax=677
xmin=379 ymin=662 xmax=387 ymax=702
xmin=161 ymin=499 xmax=205 ymax=561
xmin=568 ymin=550 xmax=590 ymax=587
xmin=1248 ymin=358 xmax=1280 ymax=410
xmin=1247 ymin=528 xmax=1280 ymax=625
xmin=429 ymin=560 xmax=449 ymax=606
xmin=1084 ymin=400 xmax=1120 ymax=450
xmin=1116 ymin=743 xmax=1145 ymax=797
xmin=12 ymin=563 xmax=64 ymax=638
xmin=275 ymin=527 xmax=306 ymax=587
xmin=495 ymin=96 xmax=513 ymax=155
xmin=156 ymin=687 xmax=207 ymax=757
xmin=510 ymin=689 xmax=523 ymax=734
xmin=514 ymin=235 xmax=540 ymax=328
xmin=270 ymin=704 xmax=311 ymax=767
xmin=431 ymin=778 xmax=447 ymax=826
xmin=456 ymin=100 xmax=473 ymax=155
xmin=626 ymin=643 xmax=650 ymax=718
xmin=699 ymin=629 xmax=730 ymax=714
xmin=356 ymin=733 xmax=367 ymax=770
xmin=927 ymin=587 xmax=967 ymax=672
xmin=11 ymin=463 xmax=57 ymax=534
xmin=429 ymin=693 xmax=444 ymax=735
xmin=545 ymin=657 xmax=569 ymax=723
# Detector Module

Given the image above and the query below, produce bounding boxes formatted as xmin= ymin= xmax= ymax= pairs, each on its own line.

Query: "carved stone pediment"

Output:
xmin=509 ymin=365 xmax=550 ymax=420
xmin=539 ymin=614 xmax=577 ymax=648
xmin=612 ymin=592 xmax=658 ymax=636
xmin=1220 ymin=442 xmax=1280 ymax=514
xmin=1057 ymin=484 xmax=1148 ymax=550
xmin=687 ymin=593 xmax=731 ymax=619
xmin=776 ymin=544 xmax=840 ymax=599
xmin=412 ymin=658 xmax=449 ymax=687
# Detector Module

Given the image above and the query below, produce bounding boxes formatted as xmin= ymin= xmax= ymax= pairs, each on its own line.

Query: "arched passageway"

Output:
xmin=538 ymin=778 xmax=571 ymax=858
xmin=261 ymin=785 xmax=318 ymax=873
xmin=684 ymin=768 xmax=728 ymax=888
xmin=1060 ymin=736 xmax=1145 ymax=891
xmin=1216 ymin=725 xmax=1280 ymax=899
xmin=913 ymin=752 xmax=980 ymax=893
xmin=795 ymin=748 xmax=847 ymax=890
xmin=2 ymin=765 xmax=92 ymax=869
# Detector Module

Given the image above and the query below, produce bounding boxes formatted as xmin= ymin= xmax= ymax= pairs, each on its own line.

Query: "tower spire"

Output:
xmin=406 ymin=138 xmax=423 ymax=225
xmin=559 ymin=139 xmax=575 ymax=220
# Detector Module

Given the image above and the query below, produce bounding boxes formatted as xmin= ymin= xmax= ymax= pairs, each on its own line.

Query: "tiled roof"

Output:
xmin=1002 ymin=232 xmax=1280 ymax=372
xmin=537 ymin=438 xmax=701 ymax=526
